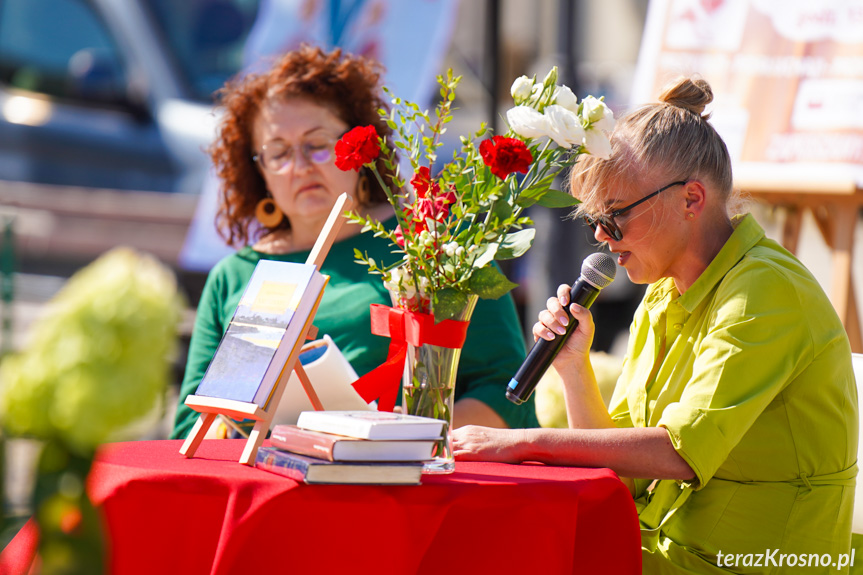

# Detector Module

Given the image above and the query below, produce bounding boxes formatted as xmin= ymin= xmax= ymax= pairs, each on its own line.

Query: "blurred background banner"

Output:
xmin=179 ymin=0 xmax=460 ymax=272
xmin=633 ymin=0 xmax=863 ymax=187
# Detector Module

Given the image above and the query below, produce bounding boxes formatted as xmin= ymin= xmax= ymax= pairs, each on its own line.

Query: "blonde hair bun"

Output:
xmin=659 ymin=76 xmax=713 ymax=118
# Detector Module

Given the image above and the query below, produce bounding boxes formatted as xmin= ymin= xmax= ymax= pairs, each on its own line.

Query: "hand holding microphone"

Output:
xmin=535 ymin=285 xmax=595 ymax=358
xmin=506 ymin=253 xmax=616 ymax=405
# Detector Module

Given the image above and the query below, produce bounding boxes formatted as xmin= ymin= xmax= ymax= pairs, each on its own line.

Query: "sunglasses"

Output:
xmin=583 ymin=180 xmax=688 ymax=241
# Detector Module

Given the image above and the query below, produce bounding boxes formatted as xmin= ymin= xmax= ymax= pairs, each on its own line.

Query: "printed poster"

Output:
xmin=632 ymin=0 xmax=863 ymax=187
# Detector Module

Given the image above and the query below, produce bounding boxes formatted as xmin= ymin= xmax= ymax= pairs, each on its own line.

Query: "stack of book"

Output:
xmin=255 ymin=411 xmax=446 ymax=485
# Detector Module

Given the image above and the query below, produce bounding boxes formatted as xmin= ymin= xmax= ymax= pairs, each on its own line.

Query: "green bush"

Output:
xmin=0 ymin=247 xmax=184 ymax=453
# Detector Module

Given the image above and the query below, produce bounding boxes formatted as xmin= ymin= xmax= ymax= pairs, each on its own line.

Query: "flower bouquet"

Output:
xmin=335 ymin=66 xmax=614 ymax=472
xmin=335 ymin=66 xmax=614 ymax=320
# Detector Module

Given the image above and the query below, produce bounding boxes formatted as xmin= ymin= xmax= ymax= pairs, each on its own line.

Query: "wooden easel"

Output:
xmin=742 ymin=177 xmax=863 ymax=353
xmin=180 ymin=193 xmax=354 ymax=464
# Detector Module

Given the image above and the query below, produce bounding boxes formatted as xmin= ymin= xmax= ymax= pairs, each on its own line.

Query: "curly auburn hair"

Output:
xmin=210 ymin=45 xmax=395 ymax=248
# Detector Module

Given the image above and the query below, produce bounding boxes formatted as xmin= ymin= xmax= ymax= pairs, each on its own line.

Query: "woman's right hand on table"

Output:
xmin=532 ymin=283 xmax=595 ymax=364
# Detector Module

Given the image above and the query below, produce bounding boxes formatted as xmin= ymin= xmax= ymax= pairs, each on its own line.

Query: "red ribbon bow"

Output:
xmin=351 ymin=304 xmax=470 ymax=412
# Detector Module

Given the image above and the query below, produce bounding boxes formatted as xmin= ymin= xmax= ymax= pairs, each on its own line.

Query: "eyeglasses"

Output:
xmin=583 ymin=180 xmax=688 ymax=241
xmin=252 ymin=136 xmax=338 ymax=174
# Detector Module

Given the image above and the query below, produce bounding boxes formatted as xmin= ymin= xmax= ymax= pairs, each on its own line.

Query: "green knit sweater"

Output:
xmin=171 ymin=225 xmax=539 ymax=439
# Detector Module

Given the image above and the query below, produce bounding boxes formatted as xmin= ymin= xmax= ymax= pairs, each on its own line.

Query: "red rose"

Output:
xmin=411 ymin=166 xmax=440 ymax=198
xmin=334 ymin=125 xmax=381 ymax=171
xmin=479 ymin=136 xmax=533 ymax=180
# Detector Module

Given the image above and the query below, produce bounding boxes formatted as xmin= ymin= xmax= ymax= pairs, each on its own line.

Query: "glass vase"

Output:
xmin=388 ymin=288 xmax=478 ymax=474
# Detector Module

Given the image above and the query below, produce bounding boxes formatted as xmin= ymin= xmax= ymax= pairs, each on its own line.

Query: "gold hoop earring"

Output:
xmin=357 ymin=173 xmax=371 ymax=205
xmin=255 ymin=197 xmax=284 ymax=227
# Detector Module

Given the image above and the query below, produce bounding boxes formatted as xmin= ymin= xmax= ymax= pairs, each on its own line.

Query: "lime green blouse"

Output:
xmin=171 ymin=220 xmax=538 ymax=439
xmin=609 ymin=214 xmax=858 ymax=573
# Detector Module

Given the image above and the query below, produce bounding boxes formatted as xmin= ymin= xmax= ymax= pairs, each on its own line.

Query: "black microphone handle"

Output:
xmin=506 ymin=278 xmax=601 ymax=405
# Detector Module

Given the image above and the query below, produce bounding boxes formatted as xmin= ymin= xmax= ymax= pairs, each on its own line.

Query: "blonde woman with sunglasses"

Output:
xmin=454 ymin=76 xmax=858 ymax=574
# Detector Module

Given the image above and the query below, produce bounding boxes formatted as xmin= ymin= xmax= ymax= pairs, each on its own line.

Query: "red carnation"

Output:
xmin=440 ymin=185 xmax=457 ymax=206
xmin=416 ymin=197 xmax=440 ymax=222
xmin=416 ymin=190 xmax=457 ymax=223
xmin=411 ymin=166 xmax=440 ymax=198
xmin=393 ymin=224 xmax=406 ymax=248
xmin=335 ymin=125 xmax=381 ymax=171
xmin=479 ymin=136 xmax=533 ymax=180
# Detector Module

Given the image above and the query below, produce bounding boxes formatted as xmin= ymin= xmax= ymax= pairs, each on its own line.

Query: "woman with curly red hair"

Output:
xmin=171 ymin=46 xmax=538 ymax=439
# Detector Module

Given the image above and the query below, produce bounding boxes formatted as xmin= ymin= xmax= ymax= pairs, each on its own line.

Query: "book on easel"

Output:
xmin=194 ymin=260 xmax=328 ymax=408
xmin=180 ymin=192 xmax=354 ymax=465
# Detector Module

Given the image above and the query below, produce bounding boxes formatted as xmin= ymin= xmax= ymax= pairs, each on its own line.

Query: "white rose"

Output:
xmin=544 ymin=105 xmax=585 ymax=149
xmin=506 ymin=105 xmax=551 ymax=139
xmin=553 ymin=85 xmax=578 ymax=113
xmin=583 ymin=128 xmax=612 ymax=159
xmin=581 ymin=96 xmax=616 ymax=132
xmin=510 ymin=76 xmax=533 ymax=104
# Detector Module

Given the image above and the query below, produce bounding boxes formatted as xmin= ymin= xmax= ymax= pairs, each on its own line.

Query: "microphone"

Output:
xmin=506 ymin=252 xmax=617 ymax=405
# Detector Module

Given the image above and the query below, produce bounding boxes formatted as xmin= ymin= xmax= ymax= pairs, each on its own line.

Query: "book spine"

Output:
xmin=269 ymin=429 xmax=337 ymax=461
xmin=254 ymin=449 xmax=309 ymax=482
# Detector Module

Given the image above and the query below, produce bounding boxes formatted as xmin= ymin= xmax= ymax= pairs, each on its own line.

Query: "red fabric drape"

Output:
xmin=0 ymin=440 xmax=642 ymax=575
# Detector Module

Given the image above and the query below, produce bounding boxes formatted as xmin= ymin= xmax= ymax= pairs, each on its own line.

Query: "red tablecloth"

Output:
xmin=2 ymin=439 xmax=641 ymax=574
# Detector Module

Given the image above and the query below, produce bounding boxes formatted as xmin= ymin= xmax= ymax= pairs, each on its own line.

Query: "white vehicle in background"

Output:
xmin=0 ymin=0 xmax=259 ymax=280
xmin=0 ymin=0 xmax=259 ymax=193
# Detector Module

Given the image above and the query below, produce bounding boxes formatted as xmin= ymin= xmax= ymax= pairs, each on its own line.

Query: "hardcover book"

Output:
xmin=269 ymin=424 xmax=436 ymax=462
xmin=295 ymin=410 xmax=446 ymax=441
xmin=195 ymin=260 xmax=328 ymax=408
xmin=255 ymin=447 xmax=423 ymax=484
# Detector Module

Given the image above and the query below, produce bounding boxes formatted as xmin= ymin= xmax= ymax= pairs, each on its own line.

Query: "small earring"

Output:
xmin=255 ymin=197 xmax=284 ymax=227
xmin=687 ymin=212 xmax=695 ymax=219
xmin=357 ymin=173 xmax=371 ymax=205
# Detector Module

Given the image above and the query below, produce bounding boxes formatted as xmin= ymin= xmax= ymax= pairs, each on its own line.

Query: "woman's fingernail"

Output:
xmin=554 ymin=324 xmax=566 ymax=335
xmin=560 ymin=315 xmax=568 ymax=327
